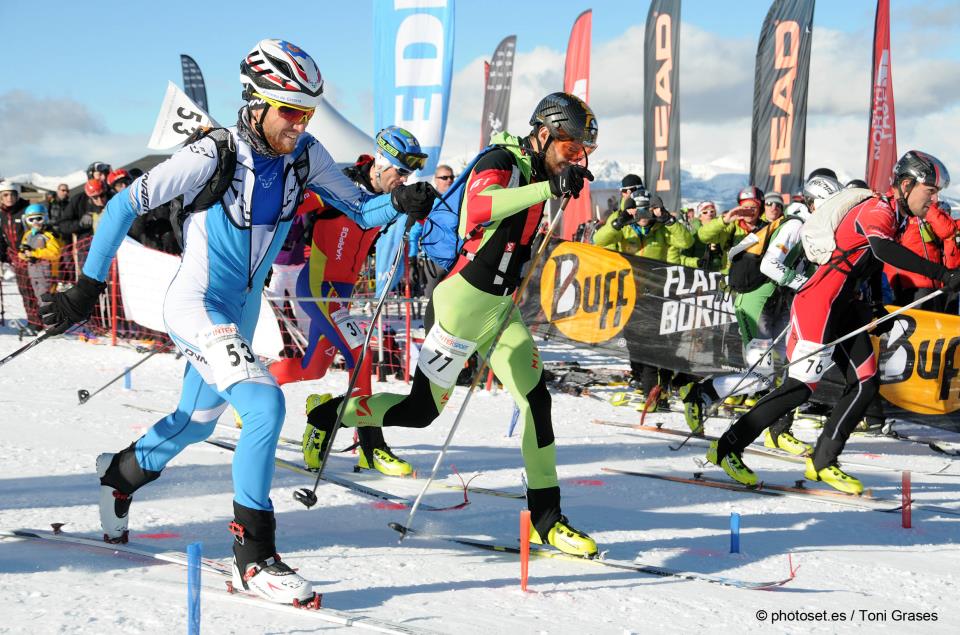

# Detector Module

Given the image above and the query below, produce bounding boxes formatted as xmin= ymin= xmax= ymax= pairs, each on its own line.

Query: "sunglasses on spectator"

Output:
xmin=90 ymin=194 xmax=106 ymax=201
xmin=254 ymin=92 xmax=315 ymax=124
xmin=435 ymin=174 xmax=454 ymax=181
xmin=700 ymin=208 xmax=716 ymax=215
xmin=765 ymin=202 xmax=783 ymax=207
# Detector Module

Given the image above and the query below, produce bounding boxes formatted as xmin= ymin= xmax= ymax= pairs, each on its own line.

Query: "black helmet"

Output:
xmin=529 ymin=92 xmax=598 ymax=148
xmin=620 ymin=174 xmax=643 ymax=191
xmin=845 ymin=179 xmax=869 ymax=189
xmin=893 ymin=150 xmax=950 ymax=190
xmin=807 ymin=167 xmax=837 ymax=182
xmin=86 ymin=161 xmax=111 ymax=179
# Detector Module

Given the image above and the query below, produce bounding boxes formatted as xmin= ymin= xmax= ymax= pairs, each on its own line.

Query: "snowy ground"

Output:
xmin=1 ymin=277 xmax=959 ymax=634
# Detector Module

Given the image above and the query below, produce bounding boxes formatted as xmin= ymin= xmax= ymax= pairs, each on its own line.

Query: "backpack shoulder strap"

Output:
xmin=183 ymin=127 xmax=237 ymax=213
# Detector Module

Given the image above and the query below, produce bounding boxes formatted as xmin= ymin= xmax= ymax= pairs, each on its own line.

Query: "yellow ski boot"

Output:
xmin=707 ymin=440 xmax=758 ymax=486
xmin=357 ymin=447 xmax=413 ymax=477
xmin=530 ymin=515 xmax=598 ymax=557
xmin=303 ymin=393 xmax=334 ymax=471
xmin=763 ymin=428 xmax=813 ymax=456
xmin=805 ymin=459 xmax=863 ymax=495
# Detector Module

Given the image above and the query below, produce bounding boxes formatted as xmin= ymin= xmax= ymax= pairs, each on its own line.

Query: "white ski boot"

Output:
xmin=96 ymin=453 xmax=131 ymax=544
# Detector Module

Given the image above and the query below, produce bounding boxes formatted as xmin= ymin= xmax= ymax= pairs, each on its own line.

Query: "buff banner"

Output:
xmin=749 ymin=0 xmax=815 ymax=200
xmin=520 ymin=238 xmax=960 ymax=431
xmin=643 ymin=0 xmax=681 ymax=212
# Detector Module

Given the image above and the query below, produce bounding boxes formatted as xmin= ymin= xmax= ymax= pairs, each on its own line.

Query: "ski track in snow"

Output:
xmin=1 ymin=279 xmax=958 ymax=634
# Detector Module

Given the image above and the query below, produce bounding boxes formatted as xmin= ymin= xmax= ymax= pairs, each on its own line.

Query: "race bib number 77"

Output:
xmin=417 ymin=324 xmax=478 ymax=388
xmin=197 ymin=323 xmax=269 ymax=391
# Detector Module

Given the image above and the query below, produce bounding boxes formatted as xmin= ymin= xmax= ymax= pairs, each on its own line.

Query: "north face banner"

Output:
xmin=749 ymin=0 xmax=815 ymax=200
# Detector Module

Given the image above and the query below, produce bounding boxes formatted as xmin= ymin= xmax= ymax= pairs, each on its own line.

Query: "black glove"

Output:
xmin=391 ymin=182 xmax=437 ymax=221
xmin=548 ymin=165 xmax=594 ymax=199
xmin=38 ymin=274 xmax=105 ymax=335
xmin=938 ymin=268 xmax=960 ymax=293
xmin=611 ymin=212 xmax=635 ymax=231
xmin=870 ymin=302 xmax=894 ymax=336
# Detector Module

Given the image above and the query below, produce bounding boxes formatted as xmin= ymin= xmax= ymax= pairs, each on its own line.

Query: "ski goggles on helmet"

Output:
xmin=23 ymin=214 xmax=45 ymax=224
xmin=253 ymin=92 xmax=315 ymax=124
xmin=376 ymin=136 xmax=428 ymax=172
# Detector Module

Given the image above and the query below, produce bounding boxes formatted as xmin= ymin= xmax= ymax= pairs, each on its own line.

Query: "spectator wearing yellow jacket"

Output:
xmin=695 ymin=187 xmax=765 ymax=272
xmin=594 ymin=193 xmax=693 ymax=263
xmin=18 ymin=204 xmax=62 ymax=299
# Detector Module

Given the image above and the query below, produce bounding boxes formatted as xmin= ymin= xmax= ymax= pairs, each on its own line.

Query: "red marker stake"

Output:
xmin=902 ymin=470 xmax=912 ymax=529
xmin=519 ymin=510 xmax=531 ymax=592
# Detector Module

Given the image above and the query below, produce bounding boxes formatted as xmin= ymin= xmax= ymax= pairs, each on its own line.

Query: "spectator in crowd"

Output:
xmin=107 ymin=170 xmax=132 ymax=194
xmin=1 ymin=181 xmax=29 ymax=263
xmin=697 ymin=186 xmax=765 ymax=267
xmin=433 ymin=164 xmax=455 ymax=195
xmin=18 ymin=203 xmax=62 ymax=300
xmin=680 ymin=201 xmax=726 ymax=271
xmin=48 ymin=183 xmax=72 ymax=237
xmin=82 ymin=180 xmax=109 ymax=234
xmin=88 ymin=161 xmax=112 ymax=185
xmin=619 ymin=174 xmax=644 ymax=211
xmin=763 ymin=192 xmax=785 ymax=222
xmin=594 ymin=191 xmax=692 ymax=407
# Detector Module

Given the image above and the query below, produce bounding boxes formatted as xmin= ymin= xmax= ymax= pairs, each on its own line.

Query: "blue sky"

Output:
xmin=2 ymin=0 xmax=959 ymax=186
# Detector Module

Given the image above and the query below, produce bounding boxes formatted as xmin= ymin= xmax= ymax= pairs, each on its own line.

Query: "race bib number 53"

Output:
xmin=198 ymin=323 xmax=269 ymax=391
xmin=417 ymin=324 xmax=478 ymax=388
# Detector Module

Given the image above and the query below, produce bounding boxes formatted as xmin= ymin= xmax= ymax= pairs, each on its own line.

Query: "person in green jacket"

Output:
xmin=594 ymin=193 xmax=693 ymax=262
xmin=594 ymin=193 xmax=693 ymax=408
xmin=679 ymin=201 xmax=727 ymax=271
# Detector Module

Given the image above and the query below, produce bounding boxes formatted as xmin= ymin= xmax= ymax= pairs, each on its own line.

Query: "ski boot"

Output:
xmin=527 ymin=486 xmax=598 ymax=557
xmin=610 ymin=390 xmax=642 ymax=407
xmin=303 ymin=393 xmax=335 ymax=471
xmin=96 ymin=444 xmax=160 ymax=544
xmin=763 ymin=428 xmax=812 ymax=456
xmin=356 ymin=427 xmax=412 ymax=477
xmin=706 ymin=440 xmax=758 ymax=486
xmin=743 ymin=394 xmax=760 ymax=408
xmin=229 ymin=502 xmax=317 ymax=606
xmin=804 ymin=459 xmax=863 ymax=495
xmin=530 ymin=515 xmax=598 ymax=557
xmin=678 ymin=382 xmax=704 ymax=435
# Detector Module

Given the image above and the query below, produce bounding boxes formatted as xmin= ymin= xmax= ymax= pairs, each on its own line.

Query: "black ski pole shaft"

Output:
xmin=78 ymin=345 xmax=167 ymax=405
xmin=0 ymin=330 xmax=53 ymax=369
xmin=0 ymin=272 xmax=5 ymax=326
xmin=294 ymin=215 xmax=416 ymax=508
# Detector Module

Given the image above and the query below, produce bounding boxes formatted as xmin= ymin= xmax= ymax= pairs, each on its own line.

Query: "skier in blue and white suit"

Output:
xmin=38 ymin=38 xmax=437 ymax=606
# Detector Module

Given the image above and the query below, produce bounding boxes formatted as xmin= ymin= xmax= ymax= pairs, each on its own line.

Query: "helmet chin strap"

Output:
xmin=896 ymin=179 xmax=917 ymax=217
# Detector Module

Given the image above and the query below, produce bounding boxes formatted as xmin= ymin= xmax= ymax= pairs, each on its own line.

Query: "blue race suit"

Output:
xmin=84 ymin=126 xmax=399 ymax=510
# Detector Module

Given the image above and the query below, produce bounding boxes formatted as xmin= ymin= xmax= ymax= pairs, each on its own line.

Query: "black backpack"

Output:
xmin=726 ymin=217 xmax=785 ymax=293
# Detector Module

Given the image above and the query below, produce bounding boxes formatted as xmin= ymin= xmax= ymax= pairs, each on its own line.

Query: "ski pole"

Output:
xmin=397 ymin=195 xmax=573 ymax=540
xmin=780 ymin=290 xmax=943 ymax=374
xmin=265 ymin=293 xmax=307 ymax=355
xmin=294 ymin=215 xmax=416 ymax=508
xmin=78 ymin=344 xmax=169 ymax=404
xmin=0 ymin=330 xmax=54 ymax=369
xmin=670 ymin=324 xmax=791 ymax=452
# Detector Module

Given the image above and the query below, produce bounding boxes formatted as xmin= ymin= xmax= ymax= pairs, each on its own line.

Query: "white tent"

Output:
xmin=306 ymin=98 xmax=374 ymax=164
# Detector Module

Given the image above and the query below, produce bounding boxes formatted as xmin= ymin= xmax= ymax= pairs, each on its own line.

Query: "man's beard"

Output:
xmin=264 ymin=126 xmax=299 ymax=154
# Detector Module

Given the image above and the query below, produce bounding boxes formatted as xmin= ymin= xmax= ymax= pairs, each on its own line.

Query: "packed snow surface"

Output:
xmin=1 ymin=279 xmax=958 ymax=634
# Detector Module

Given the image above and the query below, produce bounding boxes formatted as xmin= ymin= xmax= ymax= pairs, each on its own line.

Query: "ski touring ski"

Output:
xmin=593 ymin=419 xmax=957 ymax=477
xmin=204 ymin=438 xmax=466 ymax=512
xmin=388 ymin=523 xmax=795 ymax=591
xmin=0 ymin=526 xmax=429 ymax=635
xmin=601 ymin=466 xmax=960 ymax=517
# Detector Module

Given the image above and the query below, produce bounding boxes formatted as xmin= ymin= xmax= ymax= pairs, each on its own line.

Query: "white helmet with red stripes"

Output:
xmin=240 ymin=39 xmax=324 ymax=108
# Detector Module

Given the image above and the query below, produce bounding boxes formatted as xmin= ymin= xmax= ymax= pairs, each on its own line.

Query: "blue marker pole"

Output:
xmin=187 ymin=542 xmax=202 ymax=634
xmin=123 ymin=370 xmax=132 ymax=390
xmin=730 ymin=513 xmax=741 ymax=554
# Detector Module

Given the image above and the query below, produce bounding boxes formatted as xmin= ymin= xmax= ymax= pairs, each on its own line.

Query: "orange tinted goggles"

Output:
xmin=554 ymin=138 xmax=596 ymax=162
